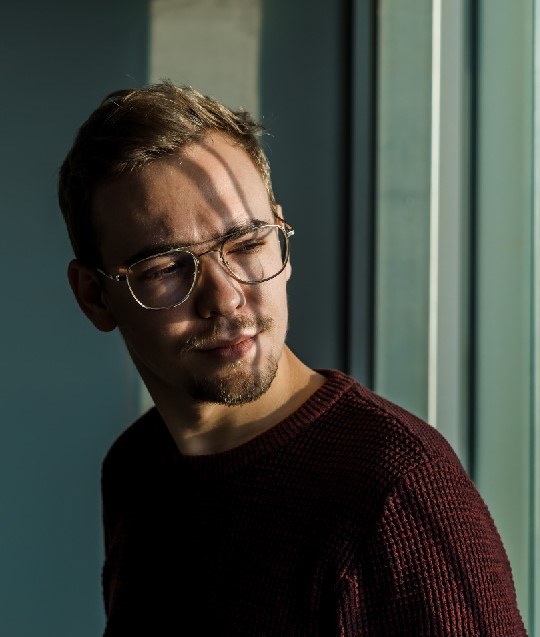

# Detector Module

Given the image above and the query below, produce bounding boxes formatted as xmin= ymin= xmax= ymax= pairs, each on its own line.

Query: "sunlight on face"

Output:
xmin=92 ymin=133 xmax=290 ymax=408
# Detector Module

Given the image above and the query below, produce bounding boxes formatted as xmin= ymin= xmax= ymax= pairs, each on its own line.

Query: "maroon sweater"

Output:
xmin=101 ymin=369 xmax=526 ymax=636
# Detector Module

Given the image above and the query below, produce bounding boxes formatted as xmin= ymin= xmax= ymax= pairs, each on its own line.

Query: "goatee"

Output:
xmin=180 ymin=315 xmax=279 ymax=406
xmin=188 ymin=352 xmax=280 ymax=406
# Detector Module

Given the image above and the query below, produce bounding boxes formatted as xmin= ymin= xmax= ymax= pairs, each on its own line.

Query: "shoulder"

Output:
xmin=315 ymin=369 xmax=465 ymax=489
xmin=321 ymin=373 xmax=526 ymax=632
xmin=101 ymin=407 xmax=169 ymax=483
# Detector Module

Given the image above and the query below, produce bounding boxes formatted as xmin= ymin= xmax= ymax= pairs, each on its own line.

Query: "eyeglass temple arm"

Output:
xmin=96 ymin=268 xmax=127 ymax=283
xmin=273 ymin=211 xmax=295 ymax=238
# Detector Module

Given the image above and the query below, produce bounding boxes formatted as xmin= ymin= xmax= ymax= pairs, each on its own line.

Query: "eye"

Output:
xmin=225 ymin=228 xmax=272 ymax=255
xmin=135 ymin=257 xmax=192 ymax=283
xmin=228 ymin=239 xmax=265 ymax=254
xmin=142 ymin=263 xmax=181 ymax=281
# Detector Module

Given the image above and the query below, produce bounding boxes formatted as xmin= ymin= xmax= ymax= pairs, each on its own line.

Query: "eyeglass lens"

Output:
xmin=127 ymin=225 xmax=288 ymax=309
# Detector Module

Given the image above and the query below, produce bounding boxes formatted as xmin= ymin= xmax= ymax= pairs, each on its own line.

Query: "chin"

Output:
xmin=187 ymin=354 xmax=280 ymax=406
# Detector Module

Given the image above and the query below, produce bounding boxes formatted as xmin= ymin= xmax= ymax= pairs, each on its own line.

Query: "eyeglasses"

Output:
xmin=96 ymin=220 xmax=294 ymax=310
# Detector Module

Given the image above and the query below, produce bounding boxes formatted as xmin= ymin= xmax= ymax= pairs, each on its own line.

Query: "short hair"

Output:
xmin=58 ymin=80 xmax=275 ymax=265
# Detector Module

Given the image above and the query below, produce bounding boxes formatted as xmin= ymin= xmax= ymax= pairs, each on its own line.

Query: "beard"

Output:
xmin=186 ymin=351 xmax=280 ymax=406
xmin=179 ymin=315 xmax=281 ymax=406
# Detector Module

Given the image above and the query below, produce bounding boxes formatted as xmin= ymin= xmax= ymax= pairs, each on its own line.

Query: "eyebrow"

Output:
xmin=123 ymin=218 xmax=270 ymax=267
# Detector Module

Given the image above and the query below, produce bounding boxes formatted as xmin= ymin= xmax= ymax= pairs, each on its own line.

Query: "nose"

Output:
xmin=192 ymin=250 xmax=246 ymax=318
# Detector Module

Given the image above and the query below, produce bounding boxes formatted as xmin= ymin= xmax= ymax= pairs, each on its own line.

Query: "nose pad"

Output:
xmin=193 ymin=250 xmax=246 ymax=317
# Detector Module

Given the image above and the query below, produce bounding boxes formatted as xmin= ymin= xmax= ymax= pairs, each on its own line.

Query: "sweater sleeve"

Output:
xmin=336 ymin=457 xmax=527 ymax=636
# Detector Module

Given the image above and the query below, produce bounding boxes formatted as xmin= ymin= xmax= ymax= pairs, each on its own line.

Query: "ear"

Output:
xmin=275 ymin=204 xmax=292 ymax=281
xmin=67 ymin=259 xmax=117 ymax=332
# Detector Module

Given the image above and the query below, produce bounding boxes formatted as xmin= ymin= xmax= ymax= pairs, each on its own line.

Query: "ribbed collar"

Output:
xmin=151 ymin=368 xmax=356 ymax=480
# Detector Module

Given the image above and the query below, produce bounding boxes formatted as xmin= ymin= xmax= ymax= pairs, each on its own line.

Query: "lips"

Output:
xmin=197 ymin=333 xmax=257 ymax=362
xmin=199 ymin=334 xmax=257 ymax=351
xmin=179 ymin=316 xmax=274 ymax=354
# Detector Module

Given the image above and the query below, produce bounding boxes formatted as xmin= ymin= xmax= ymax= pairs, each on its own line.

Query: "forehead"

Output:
xmin=92 ymin=133 xmax=272 ymax=265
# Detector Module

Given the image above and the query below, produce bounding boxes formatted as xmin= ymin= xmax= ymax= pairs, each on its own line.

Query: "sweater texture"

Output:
xmin=101 ymin=369 xmax=526 ymax=635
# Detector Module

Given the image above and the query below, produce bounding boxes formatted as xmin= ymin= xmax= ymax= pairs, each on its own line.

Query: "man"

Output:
xmin=59 ymin=81 xmax=526 ymax=635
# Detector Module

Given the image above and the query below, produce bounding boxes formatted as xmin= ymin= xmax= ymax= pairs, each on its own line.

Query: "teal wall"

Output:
xmin=260 ymin=0 xmax=375 ymax=382
xmin=0 ymin=2 xmax=148 ymax=635
xmin=374 ymin=0 xmax=433 ymax=419
xmin=260 ymin=0 xmax=349 ymax=371
xmin=474 ymin=0 xmax=534 ymax=627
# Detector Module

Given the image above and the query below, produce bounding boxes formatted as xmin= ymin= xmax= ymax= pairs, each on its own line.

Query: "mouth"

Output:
xmin=196 ymin=333 xmax=258 ymax=362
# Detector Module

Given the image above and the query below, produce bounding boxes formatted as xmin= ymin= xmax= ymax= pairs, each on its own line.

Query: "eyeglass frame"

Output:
xmin=96 ymin=216 xmax=295 ymax=310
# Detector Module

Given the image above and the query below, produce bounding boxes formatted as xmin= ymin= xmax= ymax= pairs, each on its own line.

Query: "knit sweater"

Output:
xmin=101 ymin=369 xmax=526 ymax=636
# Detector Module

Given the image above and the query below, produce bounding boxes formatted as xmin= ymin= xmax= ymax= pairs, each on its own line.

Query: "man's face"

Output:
xmin=91 ymin=133 xmax=290 ymax=406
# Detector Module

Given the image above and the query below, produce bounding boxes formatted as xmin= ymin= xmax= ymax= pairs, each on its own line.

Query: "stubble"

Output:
xmin=180 ymin=315 xmax=281 ymax=406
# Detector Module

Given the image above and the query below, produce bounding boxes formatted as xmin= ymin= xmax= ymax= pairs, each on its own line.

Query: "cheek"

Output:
xmin=255 ymin=280 xmax=289 ymax=323
xmin=113 ymin=301 xmax=191 ymax=353
xmin=109 ymin=276 xmax=288 ymax=352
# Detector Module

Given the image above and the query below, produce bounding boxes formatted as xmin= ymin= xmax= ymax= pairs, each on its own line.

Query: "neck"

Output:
xmin=141 ymin=346 xmax=324 ymax=455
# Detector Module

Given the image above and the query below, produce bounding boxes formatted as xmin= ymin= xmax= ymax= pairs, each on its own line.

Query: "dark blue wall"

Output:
xmin=0 ymin=2 xmax=148 ymax=635
xmin=259 ymin=0 xmax=375 ymax=383
xmin=260 ymin=0 xmax=348 ymax=371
